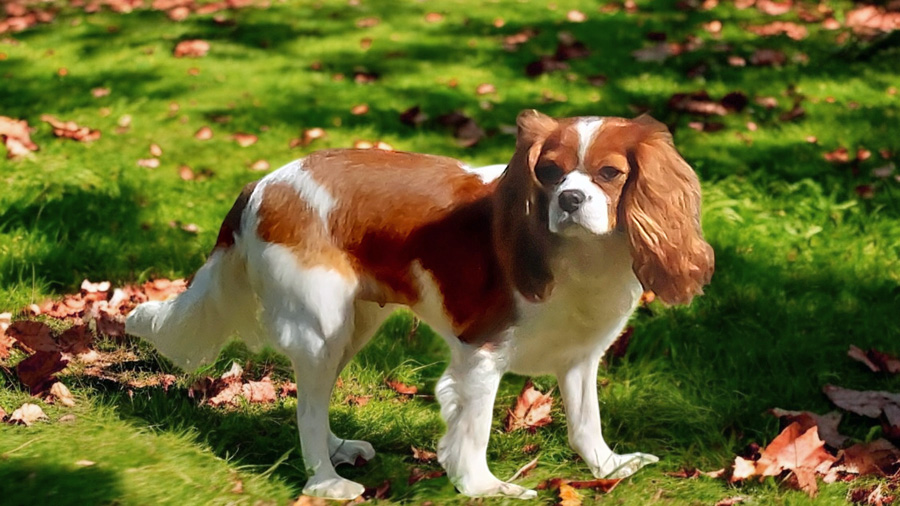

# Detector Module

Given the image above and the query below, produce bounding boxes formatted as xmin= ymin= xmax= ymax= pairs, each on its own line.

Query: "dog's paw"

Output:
xmin=456 ymin=477 xmax=537 ymax=499
xmin=592 ymin=452 xmax=659 ymax=480
xmin=329 ymin=438 xmax=376 ymax=467
xmin=302 ymin=475 xmax=365 ymax=500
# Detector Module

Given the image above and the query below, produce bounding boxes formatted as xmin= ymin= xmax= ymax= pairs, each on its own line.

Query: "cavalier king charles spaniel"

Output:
xmin=127 ymin=110 xmax=714 ymax=500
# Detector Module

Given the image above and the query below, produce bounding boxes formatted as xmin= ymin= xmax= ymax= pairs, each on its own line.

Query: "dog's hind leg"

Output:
xmin=326 ymin=301 xmax=396 ymax=467
xmin=254 ymin=247 xmax=367 ymax=500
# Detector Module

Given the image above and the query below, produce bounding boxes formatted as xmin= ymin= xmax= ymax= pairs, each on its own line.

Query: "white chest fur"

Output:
xmin=506 ymin=232 xmax=642 ymax=375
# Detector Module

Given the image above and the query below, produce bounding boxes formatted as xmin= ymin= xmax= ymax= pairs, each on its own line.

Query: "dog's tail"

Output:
xmin=125 ymin=247 xmax=259 ymax=370
xmin=126 ymin=182 xmax=261 ymax=370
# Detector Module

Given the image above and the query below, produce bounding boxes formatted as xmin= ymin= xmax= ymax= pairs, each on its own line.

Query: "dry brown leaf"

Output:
xmin=749 ymin=48 xmax=786 ymax=66
xmin=424 ymin=12 xmax=444 ymax=23
xmin=7 ymin=320 xmax=56 ymax=353
xmin=356 ymin=17 xmax=380 ymax=28
xmin=756 ymin=0 xmax=792 ymax=16
xmin=142 ymin=278 xmax=187 ymax=301
xmin=17 ymin=351 xmax=68 ymax=394
xmin=49 ymin=381 xmax=76 ymax=407
xmin=411 ymin=446 xmax=437 ymax=462
xmin=350 ymin=104 xmax=369 ymax=115
xmin=362 ymin=480 xmax=391 ymax=500
xmin=846 ymin=6 xmax=900 ymax=35
xmin=505 ymin=379 xmax=553 ymax=432
xmin=241 ymin=376 xmax=277 ymax=403
xmin=566 ymin=9 xmax=587 ymax=22
xmin=408 ymin=467 xmax=445 ymax=485
xmin=848 ymin=345 xmax=900 ymax=374
xmin=746 ymin=21 xmax=808 ymax=40
xmin=715 ymin=498 xmax=746 ymax=506
xmin=0 ymin=406 xmax=7 ymax=421
xmin=58 ymin=324 xmax=93 ymax=356
xmin=279 ymin=382 xmax=297 ymax=398
xmin=387 ymin=379 xmax=418 ymax=395
xmin=290 ymin=127 xmax=326 ymax=148
xmin=0 ymin=312 xmax=12 ymax=359
xmin=137 ymin=158 xmax=160 ymax=168
xmin=399 ymin=106 xmax=427 ymax=127
xmin=291 ymin=496 xmax=328 ymax=506
xmin=824 ymin=384 xmax=900 ymax=423
xmin=249 ymin=159 xmax=270 ymax=171
xmin=232 ymin=132 xmax=258 ymax=147
xmin=558 ymin=482 xmax=582 ymax=506
xmin=41 ymin=115 xmax=101 ymax=142
xmin=8 ymin=403 xmax=48 ymax=426
xmin=174 ymin=39 xmax=210 ymax=58
xmin=832 ymin=439 xmax=900 ymax=477
xmin=769 ymin=408 xmax=848 ymax=448
xmin=0 ymin=116 xmax=39 ymax=158
xmin=194 ymin=126 xmax=213 ymax=140
xmin=476 ymin=83 xmax=496 ymax=95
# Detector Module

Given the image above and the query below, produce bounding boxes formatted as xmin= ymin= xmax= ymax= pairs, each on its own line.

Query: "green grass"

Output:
xmin=2 ymin=0 xmax=900 ymax=504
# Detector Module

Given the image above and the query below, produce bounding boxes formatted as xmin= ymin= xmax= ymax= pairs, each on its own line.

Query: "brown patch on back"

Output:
xmin=214 ymin=181 xmax=258 ymax=250
xmin=301 ymin=149 xmax=515 ymax=342
xmin=255 ymin=181 xmax=356 ymax=279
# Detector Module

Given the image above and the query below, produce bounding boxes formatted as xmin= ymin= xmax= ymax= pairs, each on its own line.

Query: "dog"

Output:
xmin=126 ymin=110 xmax=714 ymax=500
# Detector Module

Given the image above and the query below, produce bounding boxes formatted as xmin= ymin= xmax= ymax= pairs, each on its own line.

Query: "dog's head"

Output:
xmin=493 ymin=110 xmax=714 ymax=305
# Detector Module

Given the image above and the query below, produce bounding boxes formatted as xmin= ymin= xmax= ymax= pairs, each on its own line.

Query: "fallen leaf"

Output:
xmin=58 ymin=324 xmax=93 ymax=356
xmin=399 ymin=106 xmax=427 ymax=127
xmin=17 ymin=351 xmax=68 ymax=394
xmin=0 ymin=116 xmax=39 ymax=158
xmin=558 ymin=482 xmax=582 ymax=506
xmin=825 ymin=385 xmax=900 ymax=435
xmin=356 ymin=17 xmax=380 ymax=28
xmin=845 ymin=6 xmax=900 ymax=35
xmin=241 ymin=376 xmax=277 ymax=403
xmin=347 ymin=394 xmax=372 ymax=406
xmin=566 ymin=9 xmax=587 ymax=22
xmin=608 ymin=326 xmax=634 ymax=359
xmin=424 ymin=12 xmax=444 ymax=23
xmin=770 ymin=408 xmax=848 ymax=448
xmin=279 ymin=382 xmax=297 ymax=398
xmin=8 ymin=403 xmax=48 ymax=426
xmin=291 ymin=496 xmax=328 ymax=506
xmin=476 ymin=83 xmax=496 ymax=95
xmin=505 ymin=379 xmax=553 ymax=432
xmin=137 ymin=158 xmax=160 ymax=168
xmin=411 ymin=446 xmax=437 ymax=462
xmin=408 ymin=467 xmax=445 ymax=485
xmin=174 ymin=39 xmax=210 ymax=58
xmin=41 ymin=115 xmax=101 ymax=142
xmin=756 ymin=0 xmax=793 ymax=16
xmin=194 ymin=126 xmax=213 ymax=140
xmin=362 ymin=480 xmax=391 ymax=500
xmin=387 ymin=379 xmax=418 ymax=395
xmin=668 ymin=91 xmax=728 ymax=116
xmin=0 ymin=312 xmax=12 ymax=359
xmin=350 ymin=104 xmax=369 ymax=115
xmin=49 ymin=381 xmax=75 ymax=407
xmin=832 ymin=439 xmax=900 ymax=477
xmin=91 ymin=87 xmax=110 ymax=98
xmin=232 ymin=133 xmax=257 ymax=147
xmin=731 ymin=422 xmax=835 ymax=496
xmin=632 ymin=42 xmax=673 ymax=62
xmin=0 ymin=406 xmax=6 ymax=421
xmin=250 ymin=159 xmax=270 ymax=171
xmin=849 ymin=345 xmax=900 ymax=374
xmin=824 ymin=147 xmax=850 ymax=163
xmin=747 ymin=21 xmax=808 ymax=40
xmin=142 ymin=278 xmax=187 ymax=301
xmin=7 ymin=320 xmax=56 ymax=353
xmin=715 ymin=498 xmax=746 ymax=506
xmin=750 ymin=48 xmax=786 ymax=66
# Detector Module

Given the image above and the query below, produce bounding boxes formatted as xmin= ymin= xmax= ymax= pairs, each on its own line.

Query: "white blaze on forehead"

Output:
xmin=575 ymin=117 xmax=604 ymax=171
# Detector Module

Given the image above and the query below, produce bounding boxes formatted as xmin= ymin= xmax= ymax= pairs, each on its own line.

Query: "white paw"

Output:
xmin=302 ymin=475 xmax=365 ymax=500
xmin=329 ymin=438 xmax=376 ymax=467
xmin=592 ymin=452 xmax=659 ymax=479
xmin=456 ymin=477 xmax=537 ymax=499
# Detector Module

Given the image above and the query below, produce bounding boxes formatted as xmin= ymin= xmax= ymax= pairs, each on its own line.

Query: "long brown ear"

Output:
xmin=620 ymin=116 xmax=714 ymax=305
xmin=493 ymin=110 xmax=558 ymax=302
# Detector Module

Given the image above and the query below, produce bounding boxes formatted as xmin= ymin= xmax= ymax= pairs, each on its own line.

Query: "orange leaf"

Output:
xmin=505 ymin=379 xmax=553 ymax=432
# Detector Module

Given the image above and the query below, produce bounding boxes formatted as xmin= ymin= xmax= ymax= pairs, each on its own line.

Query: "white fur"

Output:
xmin=576 ymin=117 xmax=604 ymax=171
xmin=462 ymin=163 xmax=506 ymax=184
xmin=549 ymin=171 xmax=611 ymax=235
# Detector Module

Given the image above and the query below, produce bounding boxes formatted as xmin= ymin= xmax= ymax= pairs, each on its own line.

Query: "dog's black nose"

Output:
xmin=558 ymin=189 xmax=586 ymax=213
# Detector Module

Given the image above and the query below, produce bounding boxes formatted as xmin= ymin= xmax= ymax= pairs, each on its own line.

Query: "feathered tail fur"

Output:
xmin=125 ymin=247 xmax=260 ymax=370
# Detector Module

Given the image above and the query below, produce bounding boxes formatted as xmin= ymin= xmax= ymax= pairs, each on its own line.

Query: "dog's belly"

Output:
xmin=505 ymin=233 xmax=642 ymax=375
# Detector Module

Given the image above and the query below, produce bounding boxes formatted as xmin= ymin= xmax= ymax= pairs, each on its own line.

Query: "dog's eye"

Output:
xmin=534 ymin=164 xmax=564 ymax=185
xmin=597 ymin=165 xmax=623 ymax=181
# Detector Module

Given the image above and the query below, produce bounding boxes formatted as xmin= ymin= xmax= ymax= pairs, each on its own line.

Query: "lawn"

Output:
xmin=2 ymin=0 xmax=900 ymax=504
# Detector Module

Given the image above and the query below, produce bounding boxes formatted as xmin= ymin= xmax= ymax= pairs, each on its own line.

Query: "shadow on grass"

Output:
xmin=0 ymin=461 xmax=122 ymax=506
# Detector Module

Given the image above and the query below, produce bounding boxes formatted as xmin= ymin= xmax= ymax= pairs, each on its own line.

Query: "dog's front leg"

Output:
xmin=557 ymin=356 xmax=658 ymax=479
xmin=436 ymin=342 xmax=536 ymax=499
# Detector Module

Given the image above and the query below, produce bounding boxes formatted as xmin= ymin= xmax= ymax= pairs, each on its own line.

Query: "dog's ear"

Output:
xmin=493 ymin=110 xmax=558 ymax=302
xmin=619 ymin=115 xmax=714 ymax=305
